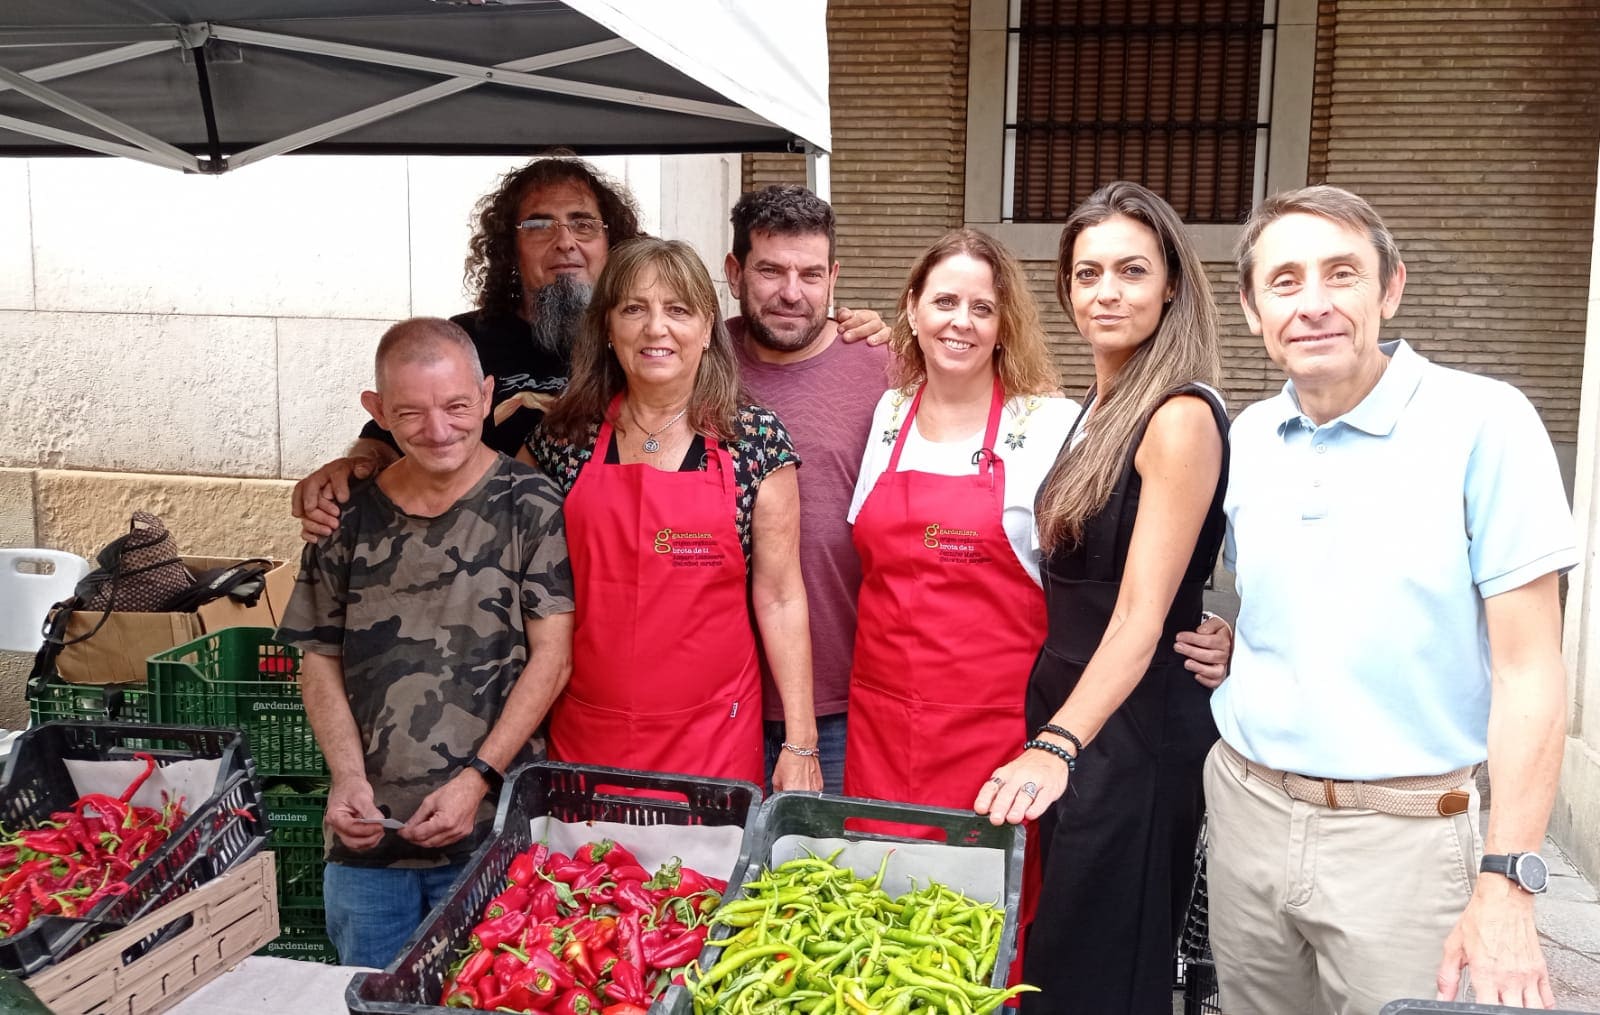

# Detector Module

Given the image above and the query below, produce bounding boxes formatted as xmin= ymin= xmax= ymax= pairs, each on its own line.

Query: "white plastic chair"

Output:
xmin=0 ymin=548 xmax=91 ymax=653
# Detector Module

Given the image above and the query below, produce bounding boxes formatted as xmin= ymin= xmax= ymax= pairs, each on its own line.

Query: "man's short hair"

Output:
xmin=374 ymin=317 xmax=484 ymax=391
xmin=729 ymin=184 xmax=836 ymax=264
xmin=1235 ymin=185 xmax=1402 ymax=308
xmin=464 ymin=153 xmax=644 ymax=319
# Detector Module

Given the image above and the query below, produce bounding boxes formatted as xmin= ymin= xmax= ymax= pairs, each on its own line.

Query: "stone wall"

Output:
xmin=0 ymin=152 xmax=741 ymax=723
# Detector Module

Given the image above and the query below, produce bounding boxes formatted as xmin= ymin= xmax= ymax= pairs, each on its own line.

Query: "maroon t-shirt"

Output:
xmin=731 ymin=318 xmax=891 ymax=720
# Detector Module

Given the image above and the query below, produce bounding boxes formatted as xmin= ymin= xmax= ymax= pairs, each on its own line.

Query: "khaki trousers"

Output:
xmin=1202 ymin=741 xmax=1481 ymax=1015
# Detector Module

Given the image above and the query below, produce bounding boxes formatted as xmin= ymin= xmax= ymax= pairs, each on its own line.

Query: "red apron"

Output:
xmin=548 ymin=399 xmax=764 ymax=785
xmin=845 ymin=377 xmax=1048 ymax=808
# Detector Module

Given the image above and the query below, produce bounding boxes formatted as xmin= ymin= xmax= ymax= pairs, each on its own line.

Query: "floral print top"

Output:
xmin=526 ymin=404 xmax=799 ymax=564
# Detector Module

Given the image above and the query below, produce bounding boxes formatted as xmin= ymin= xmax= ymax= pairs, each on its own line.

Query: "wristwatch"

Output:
xmin=465 ymin=755 xmax=505 ymax=796
xmin=1479 ymin=852 xmax=1549 ymax=894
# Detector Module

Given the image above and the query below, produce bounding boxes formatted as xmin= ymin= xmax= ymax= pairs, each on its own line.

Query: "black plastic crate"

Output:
xmin=697 ymin=792 xmax=1027 ymax=1000
xmin=347 ymin=762 xmax=761 ymax=1015
xmin=0 ymin=721 xmax=267 ymax=976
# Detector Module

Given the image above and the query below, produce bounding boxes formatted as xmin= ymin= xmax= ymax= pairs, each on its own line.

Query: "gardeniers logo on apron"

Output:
xmin=653 ymin=528 xmax=725 ymax=568
xmin=923 ymin=523 xmax=992 ymax=565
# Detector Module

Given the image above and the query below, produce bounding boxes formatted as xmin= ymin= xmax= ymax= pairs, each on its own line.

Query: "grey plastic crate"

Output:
xmin=686 ymin=790 xmax=1027 ymax=1011
xmin=1381 ymin=1002 xmax=1590 ymax=1014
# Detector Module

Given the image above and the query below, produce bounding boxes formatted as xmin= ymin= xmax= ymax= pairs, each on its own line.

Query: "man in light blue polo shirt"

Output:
xmin=1199 ymin=185 xmax=1575 ymax=1013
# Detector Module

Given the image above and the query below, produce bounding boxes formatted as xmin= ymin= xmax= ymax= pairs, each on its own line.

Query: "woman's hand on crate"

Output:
xmin=973 ymin=748 xmax=1069 ymax=826
xmin=400 ymin=771 xmax=486 ymax=849
xmin=326 ymin=777 xmax=387 ymax=851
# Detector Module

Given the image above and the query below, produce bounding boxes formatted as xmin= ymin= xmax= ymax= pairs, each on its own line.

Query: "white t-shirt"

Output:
xmin=847 ymin=389 xmax=1081 ymax=585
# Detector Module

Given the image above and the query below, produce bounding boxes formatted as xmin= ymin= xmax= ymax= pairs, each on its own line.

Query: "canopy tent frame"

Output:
xmin=0 ymin=2 xmax=831 ymax=191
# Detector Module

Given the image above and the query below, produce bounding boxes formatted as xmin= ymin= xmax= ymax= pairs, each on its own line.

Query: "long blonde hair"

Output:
xmin=542 ymin=237 xmax=741 ymax=443
xmin=1035 ymin=182 xmax=1222 ymax=551
xmin=888 ymin=229 xmax=1059 ymax=398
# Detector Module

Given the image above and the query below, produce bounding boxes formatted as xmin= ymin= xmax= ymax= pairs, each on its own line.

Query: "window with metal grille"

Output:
xmin=1005 ymin=0 xmax=1273 ymax=224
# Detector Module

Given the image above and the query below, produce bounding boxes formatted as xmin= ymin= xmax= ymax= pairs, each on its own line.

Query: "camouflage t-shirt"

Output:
xmin=276 ymin=453 xmax=574 ymax=868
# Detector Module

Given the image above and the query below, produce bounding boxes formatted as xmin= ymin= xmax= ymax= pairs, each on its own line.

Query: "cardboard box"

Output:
xmin=25 ymin=852 xmax=279 ymax=1015
xmin=56 ymin=557 xmax=295 ymax=686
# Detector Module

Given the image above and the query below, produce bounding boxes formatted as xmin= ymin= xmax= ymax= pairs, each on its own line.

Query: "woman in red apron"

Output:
xmin=521 ymin=238 xmax=821 ymax=792
xmin=846 ymin=229 xmax=1067 ymax=812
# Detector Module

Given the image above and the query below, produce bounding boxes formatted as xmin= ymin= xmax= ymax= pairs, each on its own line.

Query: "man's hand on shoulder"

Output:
xmin=399 ymin=768 xmax=488 ymax=850
xmin=325 ymin=777 xmax=386 ymax=852
xmin=292 ymin=447 xmax=390 ymax=542
xmin=1436 ymin=875 xmax=1554 ymax=1008
xmin=835 ymin=305 xmax=892 ymax=347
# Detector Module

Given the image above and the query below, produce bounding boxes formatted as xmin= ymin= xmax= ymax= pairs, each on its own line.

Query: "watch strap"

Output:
xmin=466 ymin=755 xmax=505 ymax=795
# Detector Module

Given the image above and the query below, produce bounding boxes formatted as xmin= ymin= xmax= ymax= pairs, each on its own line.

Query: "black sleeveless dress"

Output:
xmin=1020 ymin=384 xmax=1230 ymax=1015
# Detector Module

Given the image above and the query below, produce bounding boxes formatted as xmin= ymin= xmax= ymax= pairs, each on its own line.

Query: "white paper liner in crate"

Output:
xmin=63 ymin=757 xmax=224 ymax=817
xmin=525 ymin=814 xmax=746 ymax=884
xmin=766 ymin=835 xmax=1007 ymax=906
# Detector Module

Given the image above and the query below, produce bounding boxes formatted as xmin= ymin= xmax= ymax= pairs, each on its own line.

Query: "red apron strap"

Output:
xmin=973 ymin=376 xmax=1005 ymax=479
xmin=885 ymin=386 xmax=924 ymax=473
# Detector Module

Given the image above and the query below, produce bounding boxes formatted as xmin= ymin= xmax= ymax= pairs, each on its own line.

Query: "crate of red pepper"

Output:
xmin=347 ymin=761 xmax=761 ymax=1015
xmin=0 ymin=721 xmax=267 ymax=977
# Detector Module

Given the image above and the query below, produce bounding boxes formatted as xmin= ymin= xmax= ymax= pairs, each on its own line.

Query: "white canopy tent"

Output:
xmin=0 ymin=0 xmax=831 ymax=194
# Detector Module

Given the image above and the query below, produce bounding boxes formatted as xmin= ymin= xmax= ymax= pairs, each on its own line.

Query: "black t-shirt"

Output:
xmin=359 ymin=309 xmax=569 ymax=457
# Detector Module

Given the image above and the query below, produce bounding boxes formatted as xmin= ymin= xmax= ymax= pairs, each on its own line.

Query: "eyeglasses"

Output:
xmin=516 ymin=217 xmax=607 ymax=242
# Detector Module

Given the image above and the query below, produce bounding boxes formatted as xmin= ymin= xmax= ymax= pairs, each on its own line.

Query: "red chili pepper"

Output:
xmin=506 ymin=850 xmax=539 ymax=889
xmin=505 ymin=964 xmax=560 ymax=1010
xmin=605 ymin=958 xmax=648 ymax=1006
xmin=607 ymin=864 xmax=650 ymax=884
xmin=454 ymin=946 xmax=497 ymax=990
xmin=642 ymin=925 xmax=707 ymax=970
xmin=615 ymin=912 xmax=644 ymax=971
xmin=472 ymin=909 xmax=530 ymax=953
xmin=485 ymin=885 xmax=530 ymax=919
xmin=549 ymin=858 xmax=590 ymax=885
xmin=602 ymin=1004 xmax=649 ymax=1015
xmin=562 ymin=935 xmax=597 ymax=985
xmin=528 ymin=880 xmax=560 ymax=922
xmin=613 ymin=881 xmax=655 ymax=916
xmin=118 ymin=753 xmax=158 ymax=804
xmin=442 ymin=985 xmax=480 ymax=1009
xmin=572 ymin=916 xmax=617 ymax=951
xmin=591 ymin=945 xmax=619 ymax=979
xmin=555 ymin=985 xmax=600 ymax=1015
xmin=576 ymin=840 xmax=641 ymax=872
xmin=526 ymin=945 xmax=577 ymax=990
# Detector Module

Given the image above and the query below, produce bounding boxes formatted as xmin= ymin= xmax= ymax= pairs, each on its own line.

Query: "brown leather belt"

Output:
xmin=1220 ymin=740 xmax=1475 ymax=818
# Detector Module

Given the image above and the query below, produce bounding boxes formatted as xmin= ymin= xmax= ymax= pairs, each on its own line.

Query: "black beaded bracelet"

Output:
xmin=1035 ymin=723 xmax=1085 ymax=755
xmin=1024 ymin=738 xmax=1077 ymax=772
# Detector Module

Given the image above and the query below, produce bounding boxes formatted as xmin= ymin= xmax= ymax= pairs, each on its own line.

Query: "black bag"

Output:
xmin=27 ymin=513 xmax=274 ymax=691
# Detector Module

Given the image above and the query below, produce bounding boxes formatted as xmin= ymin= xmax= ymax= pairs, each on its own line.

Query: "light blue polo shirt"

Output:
xmin=1212 ymin=340 xmax=1577 ymax=780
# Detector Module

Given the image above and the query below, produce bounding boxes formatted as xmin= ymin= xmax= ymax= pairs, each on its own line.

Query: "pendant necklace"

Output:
xmin=633 ymin=403 xmax=688 ymax=454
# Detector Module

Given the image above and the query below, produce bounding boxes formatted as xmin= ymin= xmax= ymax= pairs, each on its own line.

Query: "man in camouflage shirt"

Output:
xmin=277 ymin=317 xmax=575 ymax=968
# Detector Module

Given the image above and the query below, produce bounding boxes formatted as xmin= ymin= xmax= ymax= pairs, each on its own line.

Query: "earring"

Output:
xmin=910 ymin=324 xmax=919 ymax=338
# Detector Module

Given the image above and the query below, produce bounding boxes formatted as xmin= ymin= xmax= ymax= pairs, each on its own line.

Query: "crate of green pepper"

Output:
xmin=683 ymin=792 xmax=1028 ymax=1015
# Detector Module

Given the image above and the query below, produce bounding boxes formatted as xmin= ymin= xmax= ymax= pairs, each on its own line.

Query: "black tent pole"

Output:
xmin=191 ymin=43 xmax=224 ymax=173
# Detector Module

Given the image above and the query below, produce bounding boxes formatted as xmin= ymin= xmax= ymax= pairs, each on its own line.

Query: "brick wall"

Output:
xmin=749 ymin=0 xmax=1598 ymax=439
xmin=1312 ymin=0 xmax=1600 ymax=442
xmin=744 ymin=0 xmax=970 ymax=327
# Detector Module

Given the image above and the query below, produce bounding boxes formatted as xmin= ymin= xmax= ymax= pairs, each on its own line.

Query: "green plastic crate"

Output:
xmin=27 ymin=678 xmax=150 ymax=725
xmin=264 ymin=779 xmax=328 ymax=907
xmin=147 ymin=627 xmax=326 ymax=777
xmin=259 ymin=908 xmax=337 ymax=964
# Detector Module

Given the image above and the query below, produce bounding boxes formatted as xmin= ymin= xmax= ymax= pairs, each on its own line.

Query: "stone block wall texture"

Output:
xmin=749 ymin=0 xmax=1598 ymax=439
xmin=0 ymin=153 xmax=739 ymax=721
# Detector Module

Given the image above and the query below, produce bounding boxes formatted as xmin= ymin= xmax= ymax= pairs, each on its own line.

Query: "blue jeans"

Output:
xmin=763 ymin=713 xmax=848 ymax=795
xmin=323 ymin=861 xmax=468 ymax=969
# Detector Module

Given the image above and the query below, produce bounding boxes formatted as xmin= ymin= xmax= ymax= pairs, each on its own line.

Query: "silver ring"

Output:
xmin=1021 ymin=781 xmax=1040 ymax=799
xmin=988 ymin=776 xmax=1004 ymax=786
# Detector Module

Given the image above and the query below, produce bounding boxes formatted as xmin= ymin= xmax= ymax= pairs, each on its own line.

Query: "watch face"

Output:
xmin=1515 ymin=853 xmax=1549 ymax=893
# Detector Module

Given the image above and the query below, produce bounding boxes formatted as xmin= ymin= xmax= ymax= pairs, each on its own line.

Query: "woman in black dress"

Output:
xmin=975 ymin=181 xmax=1229 ymax=1014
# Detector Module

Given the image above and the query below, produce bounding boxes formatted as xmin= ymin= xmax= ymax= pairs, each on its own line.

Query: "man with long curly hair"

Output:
xmin=293 ymin=158 xmax=890 ymax=540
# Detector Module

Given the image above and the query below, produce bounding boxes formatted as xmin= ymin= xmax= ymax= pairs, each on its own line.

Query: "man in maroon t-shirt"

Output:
xmin=724 ymin=185 xmax=891 ymax=792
